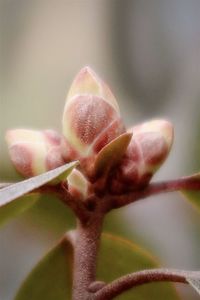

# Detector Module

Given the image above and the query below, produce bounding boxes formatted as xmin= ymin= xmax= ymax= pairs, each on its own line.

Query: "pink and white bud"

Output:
xmin=62 ymin=67 xmax=125 ymax=175
xmin=66 ymin=66 xmax=119 ymax=113
xmin=6 ymin=129 xmax=65 ymax=177
xmin=112 ymin=120 xmax=174 ymax=191
xmin=67 ymin=169 xmax=89 ymax=200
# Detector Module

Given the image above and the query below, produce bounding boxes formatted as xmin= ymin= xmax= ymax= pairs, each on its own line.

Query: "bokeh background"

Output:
xmin=1 ymin=0 xmax=200 ymax=299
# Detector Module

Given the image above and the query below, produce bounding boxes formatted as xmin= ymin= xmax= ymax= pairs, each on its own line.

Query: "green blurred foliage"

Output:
xmin=15 ymin=233 xmax=179 ymax=300
xmin=15 ymin=238 xmax=73 ymax=300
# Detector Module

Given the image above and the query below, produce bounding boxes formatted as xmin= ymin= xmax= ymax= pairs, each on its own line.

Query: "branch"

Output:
xmin=94 ymin=268 xmax=200 ymax=300
xmin=111 ymin=175 xmax=200 ymax=209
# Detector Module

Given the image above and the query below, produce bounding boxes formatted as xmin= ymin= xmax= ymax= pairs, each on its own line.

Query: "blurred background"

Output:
xmin=1 ymin=0 xmax=200 ymax=299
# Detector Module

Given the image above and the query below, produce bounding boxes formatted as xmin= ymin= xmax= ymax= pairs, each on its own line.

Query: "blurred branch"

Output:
xmin=94 ymin=268 xmax=200 ymax=300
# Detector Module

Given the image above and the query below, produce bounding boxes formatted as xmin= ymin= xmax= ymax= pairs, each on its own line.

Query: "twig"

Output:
xmin=94 ymin=268 xmax=200 ymax=300
xmin=111 ymin=176 xmax=200 ymax=209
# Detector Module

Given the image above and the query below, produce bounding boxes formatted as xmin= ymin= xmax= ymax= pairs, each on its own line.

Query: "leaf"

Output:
xmin=0 ymin=191 xmax=76 ymax=231
xmin=94 ymin=133 xmax=132 ymax=177
xmin=0 ymin=161 xmax=78 ymax=209
xmin=97 ymin=233 xmax=179 ymax=300
xmin=0 ymin=193 xmax=38 ymax=227
xmin=187 ymin=277 xmax=200 ymax=295
xmin=15 ymin=233 xmax=179 ymax=300
xmin=24 ymin=193 xmax=75 ymax=234
xmin=181 ymin=173 xmax=200 ymax=213
xmin=15 ymin=237 xmax=73 ymax=300
xmin=182 ymin=190 xmax=200 ymax=213
xmin=0 ymin=161 xmax=78 ymax=227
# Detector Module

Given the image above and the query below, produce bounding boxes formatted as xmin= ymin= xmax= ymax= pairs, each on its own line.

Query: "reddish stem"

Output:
xmin=72 ymin=214 xmax=103 ymax=300
xmin=59 ymin=183 xmax=91 ymax=223
xmin=111 ymin=176 xmax=200 ymax=209
xmin=94 ymin=268 xmax=200 ymax=300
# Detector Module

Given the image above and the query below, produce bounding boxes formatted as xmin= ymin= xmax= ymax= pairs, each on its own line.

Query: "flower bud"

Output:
xmin=112 ymin=120 xmax=174 ymax=191
xmin=6 ymin=129 xmax=65 ymax=177
xmin=66 ymin=66 xmax=119 ymax=113
xmin=62 ymin=67 xmax=125 ymax=174
xmin=67 ymin=169 xmax=89 ymax=200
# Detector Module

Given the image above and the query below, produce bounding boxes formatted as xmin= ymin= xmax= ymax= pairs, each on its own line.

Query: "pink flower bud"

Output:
xmin=111 ymin=120 xmax=174 ymax=192
xmin=62 ymin=67 xmax=125 ymax=174
xmin=67 ymin=169 xmax=89 ymax=200
xmin=6 ymin=129 xmax=65 ymax=177
xmin=66 ymin=66 xmax=119 ymax=113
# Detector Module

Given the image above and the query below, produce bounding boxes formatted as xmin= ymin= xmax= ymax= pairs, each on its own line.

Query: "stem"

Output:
xmin=94 ymin=268 xmax=200 ymax=300
xmin=59 ymin=183 xmax=90 ymax=223
xmin=72 ymin=214 xmax=103 ymax=300
xmin=112 ymin=176 xmax=200 ymax=209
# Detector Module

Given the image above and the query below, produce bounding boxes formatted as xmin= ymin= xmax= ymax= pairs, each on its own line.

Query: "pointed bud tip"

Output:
xmin=71 ymin=66 xmax=98 ymax=88
xmin=78 ymin=65 xmax=97 ymax=77
xmin=66 ymin=67 xmax=119 ymax=113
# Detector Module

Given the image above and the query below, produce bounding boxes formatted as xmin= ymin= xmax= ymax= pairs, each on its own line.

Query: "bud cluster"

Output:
xmin=6 ymin=67 xmax=174 ymax=198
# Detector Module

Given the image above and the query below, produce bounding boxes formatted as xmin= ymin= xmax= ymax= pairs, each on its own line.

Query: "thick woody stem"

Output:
xmin=94 ymin=268 xmax=200 ymax=300
xmin=72 ymin=214 xmax=103 ymax=300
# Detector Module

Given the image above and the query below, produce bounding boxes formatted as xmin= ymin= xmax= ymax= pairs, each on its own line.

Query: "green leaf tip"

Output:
xmin=94 ymin=132 xmax=132 ymax=178
xmin=0 ymin=161 xmax=78 ymax=206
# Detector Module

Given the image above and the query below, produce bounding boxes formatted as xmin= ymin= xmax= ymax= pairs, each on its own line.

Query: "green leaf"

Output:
xmin=0 ymin=161 xmax=78 ymax=205
xmin=182 ymin=190 xmax=200 ymax=213
xmin=15 ymin=238 xmax=73 ymax=300
xmin=181 ymin=173 xmax=200 ymax=213
xmin=24 ymin=193 xmax=75 ymax=234
xmin=0 ymin=162 xmax=78 ymax=226
xmin=187 ymin=277 xmax=200 ymax=295
xmin=0 ymin=192 xmax=76 ymax=231
xmin=0 ymin=193 xmax=38 ymax=227
xmin=15 ymin=233 xmax=179 ymax=300
xmin=94 ymin=133 xmax=132 ymax=177
xmin=97 ymin=233 xmax=179 ymax=300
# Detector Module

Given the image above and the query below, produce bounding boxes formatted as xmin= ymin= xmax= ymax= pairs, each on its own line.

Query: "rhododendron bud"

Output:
xmin=67 ymin=169 xmax=89 ymax=200
xmin=112 ymin=120 xmax=174 ymax=192
xmin=67 ymin=66 xmax=119 ymax=113
xmin=62 ymin=67 xmax=125 ymax=175
xmin=6 ymin=129 xmax=65 ymax=177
